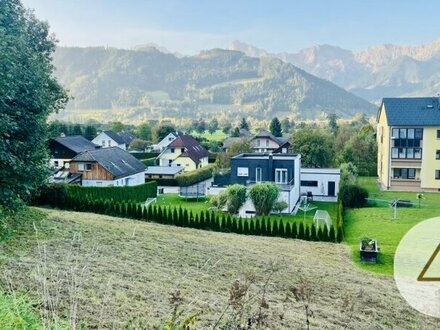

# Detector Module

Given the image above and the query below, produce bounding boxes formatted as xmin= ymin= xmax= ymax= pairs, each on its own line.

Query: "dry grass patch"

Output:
xmin=1 ymin=208 xmax=438 ymax=329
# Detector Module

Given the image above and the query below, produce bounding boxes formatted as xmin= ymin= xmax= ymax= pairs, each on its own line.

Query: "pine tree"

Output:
xmin=172 ymin=208 xmax=178 ymax=226
xmin=199 ymin=211 xmax=206 ymax=229
xmin=285 ymin=222 xmax=292 ymax=238
xmin=157 ymin=206 xmax=163 ymax=223
xmin=298 ymin=222 xmax=305 ymax=240
xmin=337 ymin=225 xmax=344 ymax=243
xmin=329 ymin=226 xmax=336 ymax=242
xmin=316 ymin=225 xmax=323 ymax=241
xmin=255 ymin=218 xmax=262 ymax=235
xmin=273 ymin=220 xmax=280 ymax=237
xmin=183 ymin=209 xmax=189 ymax=227
xmin=269 ymin=117 xmax=282 ymax=137
xmin=322 ymin=226 xmax=329 ymax=242
xmin=292 ymin=222 xmax=298 ymax=239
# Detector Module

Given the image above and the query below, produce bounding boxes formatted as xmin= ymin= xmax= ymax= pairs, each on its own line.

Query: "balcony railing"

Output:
xmin=245 ymin=179 xmax=295 ymax=190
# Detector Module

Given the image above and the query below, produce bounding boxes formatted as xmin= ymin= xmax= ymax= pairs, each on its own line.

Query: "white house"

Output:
xmin=48 ymin=135 xmax=99 ymax=169
xmin=69 ymin=147 xmax=146 ymax=186
xmin=157 ymin=135 xmax=209 ymax=172
xmin=151 ymin=131 xmax=183 ymax=152
xmin=300 ymin=168 xmax=341 ymax=200
xmin=92 ymin=131 xmax=127 ymax=150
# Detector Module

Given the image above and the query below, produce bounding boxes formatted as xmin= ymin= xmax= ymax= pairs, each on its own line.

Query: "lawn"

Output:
xmin=1 ymin=208 xmax=437 ymax=328
xmin=190 ymin=129 xmax=228 ymax=142
xmin=156 ymin=193 xmax=337 ymax=227
xmin=344 ymin=177 xmax=440 ymax=275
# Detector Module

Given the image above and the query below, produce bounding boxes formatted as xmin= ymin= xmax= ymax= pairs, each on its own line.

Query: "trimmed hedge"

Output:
xmin=145 ymin=178 xmax=178 ymax=186
xmin=38 ymin=191 xmax=341 ymax=243
xmin=67 ymin=182 xmax=157 ymax=203
xmin=176 ymin=165 xmax=215 ymax=187
xmin=140 ymin=157 xmax=157 ymax=166
xmin=130 ymin=152 xmax=160 ymax=159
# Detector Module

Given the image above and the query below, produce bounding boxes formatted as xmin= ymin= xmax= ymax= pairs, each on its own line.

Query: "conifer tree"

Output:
xmin=291 ymin=222 xmax=298 ymax=239
xmin=329 ymin=226 xmax=336 ymax=242
xmin=298 ymin=222 xmax=305 ymax=240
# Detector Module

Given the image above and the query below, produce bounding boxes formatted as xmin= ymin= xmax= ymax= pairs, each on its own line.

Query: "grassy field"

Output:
xmin=1 ymin=208 xmax=438 ymax=328
xmin=156 ymin=193 xmax=337 ymax=226
xmin=344 ymin=177 xmax=440 ymax=275
xmin=190 ymin=129 xmax=228 ymax=142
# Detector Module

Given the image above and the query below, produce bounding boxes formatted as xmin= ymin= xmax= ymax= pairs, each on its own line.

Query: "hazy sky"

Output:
xmin=22 ymin=0 xmax=440 ymax=54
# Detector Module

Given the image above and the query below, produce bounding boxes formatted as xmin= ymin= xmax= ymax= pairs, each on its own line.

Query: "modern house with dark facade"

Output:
xmin=230 ymin=153 xmax=301 ymax=215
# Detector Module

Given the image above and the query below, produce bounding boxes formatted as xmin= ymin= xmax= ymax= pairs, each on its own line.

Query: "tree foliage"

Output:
xmin=153 ymin=124 xmax=176 ymax=143
xmin=290 ymin=128 xmax=334 ymax=168
xmin=215 ymin=184 xmax=248 ymax=214
xmin=269 ymin=117 xmax=282 ymax=137
xmin=249 ymin=183 xmax=280 ymax=216
xmin=0 ymin=0 xmax=68 ymax=210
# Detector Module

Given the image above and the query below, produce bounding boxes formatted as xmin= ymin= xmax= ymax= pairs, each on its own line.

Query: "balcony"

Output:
xmin=245 ymin=179 xmax=295 ymax=191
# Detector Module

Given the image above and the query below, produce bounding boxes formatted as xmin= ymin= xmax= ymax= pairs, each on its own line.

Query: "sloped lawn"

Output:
xmin=344 ymin=177 xmax=440 ymax=275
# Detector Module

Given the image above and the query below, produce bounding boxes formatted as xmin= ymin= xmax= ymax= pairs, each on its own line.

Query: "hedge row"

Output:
xmin=41 ymin=192 xmax=343 ymax=243
xmin=130 ymin=152 xmax=160 ymax=159
xmin=176 ymin=165 xmax=215 ymax=187
xmin=145 ymin=178 xmax=178 ymax=186
xmin=140 ymin=157 xmax=157 ymax=166
xmin=67 ymin=182 xmax=157 ymax=203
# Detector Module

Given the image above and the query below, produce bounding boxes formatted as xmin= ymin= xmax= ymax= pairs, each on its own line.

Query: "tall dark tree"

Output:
xmin=83 ymin=125 xmax=97 ymax=140
xmin=208 ymin=118 xmax=219 ymax=134
xmin=239 ymin=117 xmax=249 ymax=130
xmin=109 ymin=121 xmax=125 ymax=132
xmin=328 ymin=113 xmax=339 ymax=135
xmin=135 ymin=123 xmax=152 ymax=141
xmin=152 ymin=124 xmax=176 ymax=143
xmin=230 ymin=126 xmax=240 ymax=137
xmin=270 ymin=117 xmax=282 ymax=137
xmin=71 ymin=124 xmax=82 ymax=136
xmin=0 ymin=0 xmax=68 ymax=210
xmin=281 ymin=118 xmax=293 ymax=133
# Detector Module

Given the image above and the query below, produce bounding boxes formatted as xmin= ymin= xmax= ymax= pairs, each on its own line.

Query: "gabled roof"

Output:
xmin=251 ymin=130 xmax=290 ymax=146
xmin=102 ymin=130 xmax=126 ymax=144
xmin=168 ymin=135 xmax=209 ymax=164
xmin=53 ymin=135 xmax=98 ymax=153
xmin=117 ymin=131 xmax=135 ymax=144
xmin=71 ymin=147 xmax=146 ymax=179
xmin=380 ymin=97 xmax=440 ymax=126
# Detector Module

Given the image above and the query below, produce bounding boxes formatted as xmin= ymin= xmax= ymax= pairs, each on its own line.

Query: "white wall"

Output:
xmin=300 ymin=169 xmax=340 ymax=197
xmin=92 ymin=132 xmax=126 ymax=150
xmin=81 ymin=171 xmax=145 ymax=187
xmin=155 ymin=133 xmax=177 ymax=151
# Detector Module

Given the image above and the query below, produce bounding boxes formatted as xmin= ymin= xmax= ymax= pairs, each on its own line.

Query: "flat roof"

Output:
xmin=232 ymin=152 xmax=300 ymax=160
xmin=145 ymin=166 xmax=184 ymax=175
xmin=300 ymin=168 xmax=341 ymax=175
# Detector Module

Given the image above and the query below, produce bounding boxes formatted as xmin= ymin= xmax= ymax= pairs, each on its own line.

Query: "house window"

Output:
xmin=437 ymin=150 xmax=440 ymax=160
xmin=436 ymin=170 xmax=440 ymax=180
xmin=391 ymin=128 xmax=423 ymax=159
xmin=171 ymin=148 xmax=175 ymax=153
xmin=168 ymin=160 xmax=172 ymax=166
xmin=256 ymin=167 xmax=262 ymax=183
xmin=107 ymin=140 xmax=111 ymax=147
xmin=275 ymin=169 xmax=288 ymax=184
xmin=102 ymin=140 xmax=105 ymax=146
xmin=301 ymin=180 xmax=318 ymax=187
xmin=237 ymin=167 xmax=249 ymax=177
xmin=78 ymin=163 xmax=84 ymax=171
xmin=85 ymin=163 xmax=92 ymax=171
xmin=181 ymin=148 xmax=185 ymax=153
xmin=266 ymin=139 xmax=269 ymax=147
xmin=393 ymin=168 xmax=416 ymax=179
xmin=437 ymin=130 xmax=440 ymax=139
xmin=54 ymin=161 xmax=59 ymax=167
xmin=257 ymin=140 xmax=260 ymax=146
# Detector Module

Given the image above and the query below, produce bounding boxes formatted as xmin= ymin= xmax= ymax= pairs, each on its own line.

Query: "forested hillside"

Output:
xmin=52 ymin=47 xmax=376 ymax=123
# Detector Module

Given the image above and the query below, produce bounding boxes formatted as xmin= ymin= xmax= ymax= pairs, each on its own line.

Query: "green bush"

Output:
xmin=339 ymin=184 xmax=368 ymax=208
xmin=140 ymin=157 xmax=157 ymax=166
xmin=175 ymin=165 xmax=216 ymax=187
xmin=218 ymin=184 xmax=247 ymax=214
xmin=131 ymin=152 xmax=159 ymax=159
xmin=145 ymin=178 xmax=178 ymax=186
xmin=249 ymin=182 xmax=280 ymax=215
xmin=32 ymin=183 xmax=68 ymax=207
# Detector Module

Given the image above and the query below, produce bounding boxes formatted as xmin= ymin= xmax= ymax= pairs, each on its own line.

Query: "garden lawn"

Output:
xmin=344 ymin=177 xmax=440 ymax=275
xmin=191 ymin=129 xmax=228 ymax=142
xmin=156 ymin=193 xmax=337 ymax=227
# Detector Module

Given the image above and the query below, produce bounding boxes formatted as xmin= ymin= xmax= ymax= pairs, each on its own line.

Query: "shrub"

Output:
xmin=131 ymin=152 xmax=160 ymax=159
xmin=339 ymin=184 xmax=368 ymax=208
xmin=272 ymin=200 xmax=288 ymax=214
xmin=249 ymin=182 xmax=280 ymax=215
xmin=32 ymin=183 xmax=68 ymax=207
xmin=176 ymin=165 xmax=216 ymax=187
xmin=222 ymin=184 xmax=247 ymax=214
xmin=140 ymin=157 xmax=157 ymax=166
xmin=67 ymin=182 xmax=157 ymax=203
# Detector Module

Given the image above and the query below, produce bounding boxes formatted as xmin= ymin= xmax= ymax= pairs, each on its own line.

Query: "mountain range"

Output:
xmin=229 ymin=39 xmax=440 ymax=104
xmin=52 ymin=46 xmax=375 ymax=123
